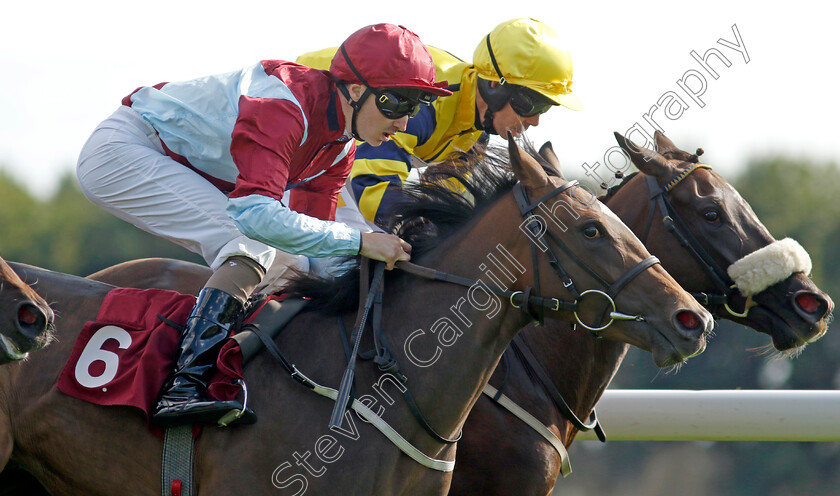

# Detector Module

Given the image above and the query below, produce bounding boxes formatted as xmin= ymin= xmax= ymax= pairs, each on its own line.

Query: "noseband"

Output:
xmin=640 ymin=163 xmax=753 ymax=318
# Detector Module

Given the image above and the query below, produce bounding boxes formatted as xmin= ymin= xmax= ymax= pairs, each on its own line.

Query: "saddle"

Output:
xmin=56 ymin=287 xmax=306 ymax=425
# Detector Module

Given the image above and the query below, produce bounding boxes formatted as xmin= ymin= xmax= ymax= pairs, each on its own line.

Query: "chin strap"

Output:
xmin=334 ymin=43 xmax=376 ymax=141
xmin=481 ymin=108 xmax=497 ymax=135
xmin=335 ymin=80 xmax=372 ymax=141
xmin=348 ymin=96 xmax=369 ymax=141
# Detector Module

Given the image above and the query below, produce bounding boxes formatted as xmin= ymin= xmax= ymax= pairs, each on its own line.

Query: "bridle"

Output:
xmin=511 ymin=179 xmax=661 ymax=331
xmin=325 ymin=176 xmax=664 ymax=455
xmin=395 ymin=178 xmax=661 ymax=332
xmin=640 ymin=163 xmax=754 ymax=318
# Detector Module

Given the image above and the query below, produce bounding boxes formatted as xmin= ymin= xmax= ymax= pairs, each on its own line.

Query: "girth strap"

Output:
xmin=161 ymin=425 xmax=195 ymax=496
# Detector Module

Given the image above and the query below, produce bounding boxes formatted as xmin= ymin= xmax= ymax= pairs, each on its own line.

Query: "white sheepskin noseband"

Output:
xmin=727 ymin=238 xmax=812 ymax=297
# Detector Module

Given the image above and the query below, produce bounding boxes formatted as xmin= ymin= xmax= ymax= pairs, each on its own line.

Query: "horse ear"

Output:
xmin=538 ymin=141 xmax=563 ymax=176
xmin=653 ymin=130 xmax=695 ymax=162
xmin=614 ymin=131 xmax=672 ymax=178
xmin=509 ymin=133 xmax=550 ymax=188
xmin=653 ymin=130 xmax=680 ymax=155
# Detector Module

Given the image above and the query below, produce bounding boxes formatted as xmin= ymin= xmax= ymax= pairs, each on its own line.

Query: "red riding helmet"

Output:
xmin=330 ymin=23 xmax=452 ymax=96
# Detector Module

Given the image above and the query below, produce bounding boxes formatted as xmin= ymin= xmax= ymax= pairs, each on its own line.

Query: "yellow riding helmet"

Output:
xmin=473 ymin=18 xmax=583 ymax=111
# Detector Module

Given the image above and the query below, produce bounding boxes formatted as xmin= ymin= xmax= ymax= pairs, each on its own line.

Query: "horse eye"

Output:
xmin=583 ymin=226 xmax=601 ymax=239
xmin=703 ymin=210 xmax=720 ymax=223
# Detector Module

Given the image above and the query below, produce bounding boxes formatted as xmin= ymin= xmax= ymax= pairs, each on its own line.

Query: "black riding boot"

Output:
xmin=153 ymin=288 xmax=256 ymax=427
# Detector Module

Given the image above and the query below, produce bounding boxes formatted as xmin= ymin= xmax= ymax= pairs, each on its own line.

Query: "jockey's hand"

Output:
xmin=360 ymin=232 xmax=412 ymax=270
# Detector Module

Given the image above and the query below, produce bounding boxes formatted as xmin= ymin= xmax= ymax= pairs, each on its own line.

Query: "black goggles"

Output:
xmin=508 ymin=86 xmax=555 ymax=118
xmin=372 ymin=89 xmax=434 ymax=119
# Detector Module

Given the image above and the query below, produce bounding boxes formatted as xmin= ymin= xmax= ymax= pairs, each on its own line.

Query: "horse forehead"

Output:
xmin=694 ymin=171 xmax=753 ymax=214
xmin=719 ymin=180 xmax=766 ymax=228
xmin=676 ymin=170 xmax=768 ymax=236
xmin=673 ymin=169 xmax=727 ymax=202
xmin=593 ymin=198 xmax=626 ymax=226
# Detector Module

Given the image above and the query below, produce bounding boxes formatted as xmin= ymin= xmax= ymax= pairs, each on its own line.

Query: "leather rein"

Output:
xmin=250 ymin=178 xmax=667 ymax=469
xmin=400 ymin=180 xmax=663 ymax=328
xmin=347 ymin=178 xmax=662 ymax=447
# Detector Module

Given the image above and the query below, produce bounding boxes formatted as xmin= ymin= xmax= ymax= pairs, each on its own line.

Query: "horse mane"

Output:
xmin=285 ymin=139 xmax=558 ymax=315
xmin=598 ymin=171 xmax=640 ymax=202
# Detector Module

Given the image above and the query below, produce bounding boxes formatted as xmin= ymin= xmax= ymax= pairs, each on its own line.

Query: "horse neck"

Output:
xmin=9 ymin=262 xmax=112 ymax=308
xmin=382 ymin=195 xmax=534 ymax=450
xmin=519 ymin=324 xmax=628 ymax=438
xmin=5 ymin=263 xmax=111 ymax=397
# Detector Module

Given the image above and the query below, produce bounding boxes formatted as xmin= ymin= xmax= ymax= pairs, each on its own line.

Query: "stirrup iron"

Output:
xmin=217 ymin=379 xmax=249 ymax=427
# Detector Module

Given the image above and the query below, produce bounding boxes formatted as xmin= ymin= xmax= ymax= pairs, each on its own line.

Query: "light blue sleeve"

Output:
xmin=227 ymin=194 xmax=361 ymax=258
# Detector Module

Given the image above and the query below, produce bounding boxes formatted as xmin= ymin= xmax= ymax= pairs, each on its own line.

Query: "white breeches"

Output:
xmin=76 ymin=106 xmax=308 ymax=290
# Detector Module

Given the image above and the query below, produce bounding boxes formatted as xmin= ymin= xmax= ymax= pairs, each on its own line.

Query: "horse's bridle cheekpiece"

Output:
xmin=511 ymin=180 xmax=660 ymax=331
xmin=641 ymin=163 xmax=756 ymax=318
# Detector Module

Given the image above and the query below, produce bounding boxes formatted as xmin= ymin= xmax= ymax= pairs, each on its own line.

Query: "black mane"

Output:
xmin=599 ymin=171 xmax=640 ymax=203
xmin=285 ymin=140 xmax=557 ymax=314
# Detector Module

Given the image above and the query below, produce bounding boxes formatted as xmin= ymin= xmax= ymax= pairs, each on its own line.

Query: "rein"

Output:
xmin=341 ymin=259 xmax=463 ymax=445
xmin=395 ymin=180 xmax=661 ymax=332
xmin=256 ymin=177 xmax=668 ymax=472
xmin=508 ymin=335 xmax=606 ymax=440
xmin=641 ymin=163 xmax=753 ymax=317
xmin=395 ymin=260 xmax=575 ymax=313
xmin=371 ymin=177 xmax=661 ymax=463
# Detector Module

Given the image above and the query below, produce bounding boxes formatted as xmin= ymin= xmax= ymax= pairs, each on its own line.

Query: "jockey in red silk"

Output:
xmin=297 ymin=18 xmax=582 ymax=229
xmin=76 ymin=23 xmax=451 ymax=427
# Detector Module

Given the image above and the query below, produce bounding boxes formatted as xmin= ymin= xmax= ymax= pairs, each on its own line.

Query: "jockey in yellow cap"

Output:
xmin=297 ymin=18 xmax=582 ymax=229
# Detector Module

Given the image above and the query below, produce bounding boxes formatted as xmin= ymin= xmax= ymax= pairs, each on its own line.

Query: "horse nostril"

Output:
xmin=795 ymin=292 xmax=821 ymax=314
xmin=676 ymin=310 xmax=701 ymax=330
xmin=16 ymin=302 xmax=47 ymax=337
xmin=18 ymin=304 xmax=39 ymax=326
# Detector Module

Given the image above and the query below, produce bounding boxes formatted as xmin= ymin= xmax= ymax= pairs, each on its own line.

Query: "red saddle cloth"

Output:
xmin=57 ymin=287 xmax=248 ymax=423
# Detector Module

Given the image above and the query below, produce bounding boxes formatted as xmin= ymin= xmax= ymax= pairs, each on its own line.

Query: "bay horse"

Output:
xmin=448 ymin=131 xmax=833 ymax=496
xmin=58 ymin=133 xmax=834 ymax=496
xmin=0 ymin=254 xmax=53 ymax=365
xmin=0 ymin=138 xmax=710 ymax=496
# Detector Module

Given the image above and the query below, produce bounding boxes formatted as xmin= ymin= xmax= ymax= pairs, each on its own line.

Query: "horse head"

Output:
xmin=0 ymin=255 xmax=53 ymax=363
xmin=474 ymin=136 xmax=712 ymax=367
xmin=610 ymin=131 xmax=833 ymax=352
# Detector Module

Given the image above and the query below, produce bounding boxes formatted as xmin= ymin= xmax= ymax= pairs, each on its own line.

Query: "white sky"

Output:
xmin=2 ymin=0 xmax=838 ymax=198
